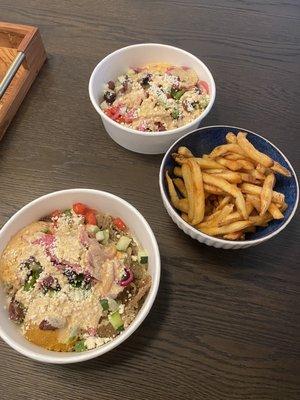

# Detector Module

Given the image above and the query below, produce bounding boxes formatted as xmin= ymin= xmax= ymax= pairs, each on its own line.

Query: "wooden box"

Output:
xmin=0 ymin=21 xmax=46 ymax=139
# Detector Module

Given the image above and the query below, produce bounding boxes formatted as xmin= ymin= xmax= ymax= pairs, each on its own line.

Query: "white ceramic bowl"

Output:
xmin=159 ymin=126 xmax=299 ymax=250
xmin=89 ymin=43 xmax=216 ymax=154
xmin=0 ymin=189 xmax=160 ymax=363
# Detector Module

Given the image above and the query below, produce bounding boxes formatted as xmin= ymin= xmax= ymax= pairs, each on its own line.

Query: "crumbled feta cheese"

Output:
xmin=118 ymin=75 xmax=127 ymax=84
xmin=185 ymin=99 xmax=194 ymax=112
xmin=163 ymin=74 xmax=179 ymax=86
xmin=85 ymin=336 xmax=111 ymax=350
xmin=148 ymin=83 xmax=168 ymax=105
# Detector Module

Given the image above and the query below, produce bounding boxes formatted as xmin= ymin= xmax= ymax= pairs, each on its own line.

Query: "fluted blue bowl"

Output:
xmin=159 ymin=125 xmax=299 ymax=249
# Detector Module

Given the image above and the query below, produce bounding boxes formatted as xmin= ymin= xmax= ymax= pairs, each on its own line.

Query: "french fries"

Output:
xmin=216 ymin=157 xmax=241 ymax=171
xmin=182 ymin=163 xmax=195 ymax=222
xmin=173 ymin=166 xmax=183 ymax=177
xmin=178 ymin=146 xmax=194 ymax=158
xmin=226 ymin=132 xmax=237 ymax=144
xmin=246 ymin=194 xmax=284 ymax=220
xmin=187 ymin=159 xmax=205 ymax=225
xmin=260 ymin=173 xmax=275 ymax=215
xmin=225 ymin=153 xmax=245 ymax=161
xmin=268 ymin=203 xmax=284 ymax=220
xmin=216 ymin=196 xmax=232 ymax=211
xmin=202 ymin=173 xmax=248 ymax=219
xmin=206 ymin=170 xmax=242 ymax=184
xmin=271 ymin=161 xmax=292 ymax=177
xmin=173 ymin=178 xmax=187 ymax=197
xmin=200 ymin=220 xmax=252 ymax=236
xmin=203 ymin=184 xmax=227 ymax=196
xmin=223 ymin=231 xmax=244 ymax=240
xmin=209 ymin=144 xmax=245 ymax=159
xmin=165 ymin=172 xmax=189 ymax=213
xmin=237 ymin=131 xmax=273 ymax=167
xmin=197 ymin=204 xmax=234 ymax=229
xmin=175 ymin=155 xmax=225 ymax=170
xmin=165 ymin=131 xmax=291 ymax=240
xmin=240 ymin=182 xmax=284 ymax=205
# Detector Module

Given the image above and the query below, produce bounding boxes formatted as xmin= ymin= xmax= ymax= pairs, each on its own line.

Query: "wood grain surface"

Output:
xmin=0 ymin=1 xmax=299 ymax=399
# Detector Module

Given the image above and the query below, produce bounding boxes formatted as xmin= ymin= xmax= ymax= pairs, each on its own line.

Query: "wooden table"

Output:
xmin=0 ymin=1 xmax=299 ymax=399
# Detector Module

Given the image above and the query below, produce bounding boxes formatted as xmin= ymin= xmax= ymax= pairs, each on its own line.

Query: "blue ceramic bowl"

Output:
xmin=159 ymin=125 xmax=299 ymax=249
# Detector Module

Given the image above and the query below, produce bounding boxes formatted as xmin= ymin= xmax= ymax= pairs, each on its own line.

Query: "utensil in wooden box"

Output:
xmin=0 ymin=21 xmax=46 ymax=139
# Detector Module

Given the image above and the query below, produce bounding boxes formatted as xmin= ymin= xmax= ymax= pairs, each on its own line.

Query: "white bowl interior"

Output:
xmin=89 ymin=43 xmax=215 ymax=129
xmin=0 ymin=189 xmax=160 ymax=363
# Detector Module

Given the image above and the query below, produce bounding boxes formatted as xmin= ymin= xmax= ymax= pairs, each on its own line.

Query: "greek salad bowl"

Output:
xmin=0 ymin=189 xmax=160 ymax=363
xmin=89 ymin=43 xmax=216 ymax=154
xmin=159 ymin=126 xmax=299 ymax=250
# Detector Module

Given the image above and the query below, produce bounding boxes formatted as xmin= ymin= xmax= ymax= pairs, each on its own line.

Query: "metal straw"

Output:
xmin=0 ymin=51 xmax=26 ymax=99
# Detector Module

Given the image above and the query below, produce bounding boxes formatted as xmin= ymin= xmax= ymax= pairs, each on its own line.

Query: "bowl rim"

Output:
xmin=159 ymin=125 xmax=299 ymax=246
xmin=88 ymin=43 xmax=216 ymax=137
xmin=0 ymin=188 xmax=161 ymax=363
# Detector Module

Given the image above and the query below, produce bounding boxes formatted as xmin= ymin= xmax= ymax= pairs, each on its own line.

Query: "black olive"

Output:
xmin=40 ymin=276 xmax=61 ymax=293
xmin=39 ymin=320 xmax=57 ymax=330
xmin=9 ymin=299 xmax=25 ymax=323
xmin=63 ymin=268 xmax=92 ymax=289
xmin=107 ymin=80 xmax=115 ymax=90
xmin=103 ymin=91 xmax=116 ymax=104
xmin=141 ymin=74 xmax=152 ymax=87
xmin=154 ymin=121 xmax=166 ymax=131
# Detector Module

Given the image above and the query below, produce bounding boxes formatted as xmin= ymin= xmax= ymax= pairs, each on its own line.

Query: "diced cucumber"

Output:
xmin=87 ymin=224 xmax=100 ymax=236
xmin=41 ymin=227 xmax=50 ymax=234
xmin=108 ymin=310 xmax=124 ymax=332
xmin=100 ymin=298 xmax=109 ymax=311
xmin=74 ymin=340 xmax=87 ymax=352
xmin=116 ymin=236 xmax=131 ymax=251
xmin=108 ymin=298 xmax=118 ymax=312
xmin=171 ymin=109 xmax=180 ymax=119
xmin=31 ymin=262 xmax=43 ymax=273
xmin=24 ymin=274 xmax=37 ymax=291
xmin=95 ymin=230 xmax=104 ymax=241
xmin=171 ymin=88 xmax=185 ymax=100
xmin=63 ymin=209 xmax=73 ymax=218
xmin=103 ymin=229 xmax=110 ymax=244
xmin=95 ymin=229 xmax=109 ymax=244
xmin=138 ymin=250 xmax=148 ymax=264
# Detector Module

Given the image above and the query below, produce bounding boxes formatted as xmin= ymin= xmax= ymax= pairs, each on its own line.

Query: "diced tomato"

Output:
xmin=51 ymin=210 xmax=61 ymax=219
xmin=105 ymin=106 xmax=121 ymax=121
xmin=117 ymin=114 xmax=133 ymax=124
xmin=105 ymin=106 xmax=117 ymax=118
xmin=73 ymin=202 xmax=88 ymax=215
xmin=166 ymin=66 xmax=175 ymax=75
xmin=85 ymin=210 xmax=97 ymax=225
xmin=197 ymin=80 xmax=209 ymax=94
xmin=117 ymin=115 xmax=126 ymax=123
xmin=113 ymin=217 xmax=127 ymax=231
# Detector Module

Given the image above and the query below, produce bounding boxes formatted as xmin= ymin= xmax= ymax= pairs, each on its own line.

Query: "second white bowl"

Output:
xmin=89 ymin=43 xmax=216 ymax=154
